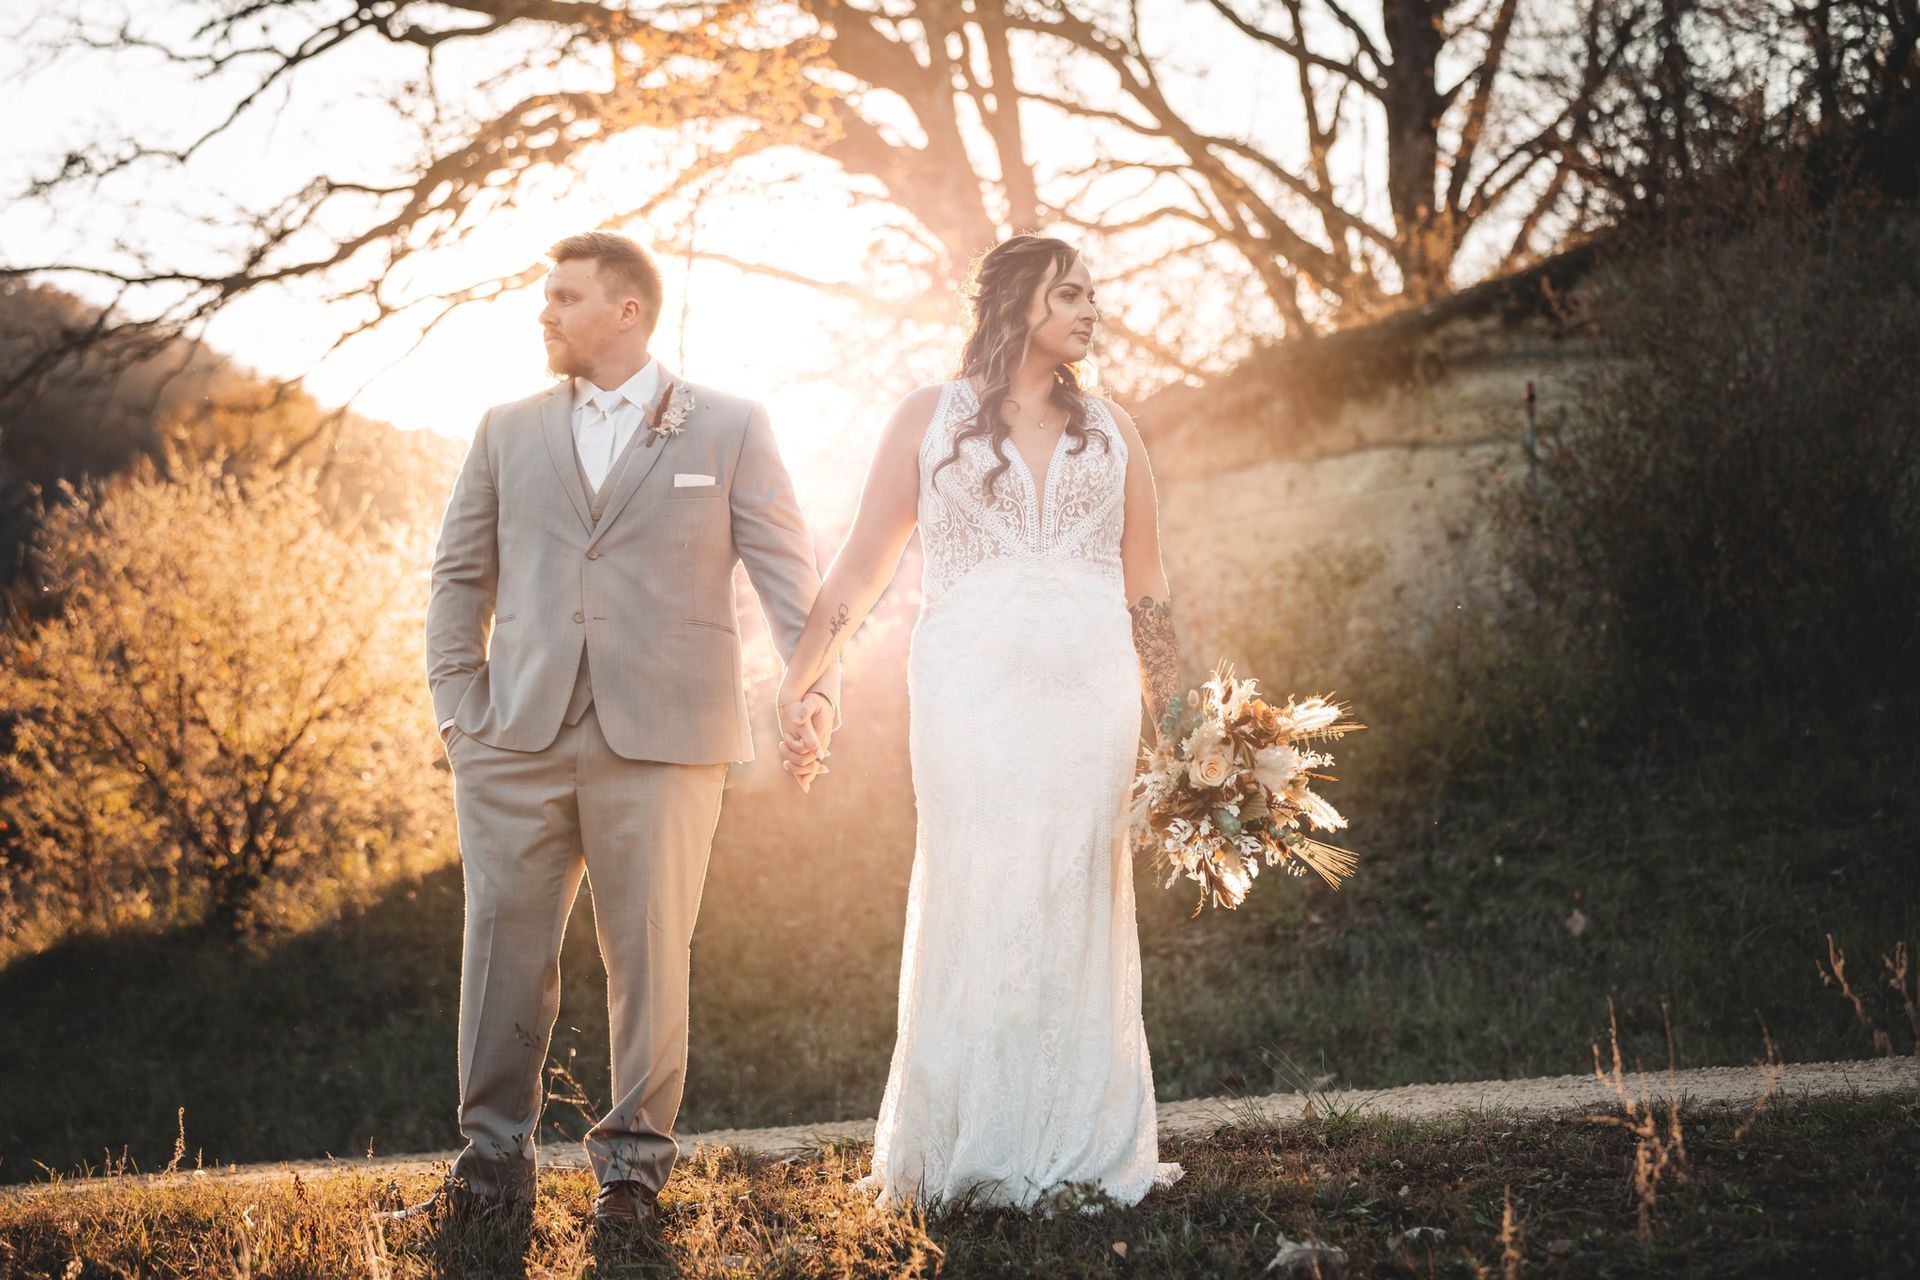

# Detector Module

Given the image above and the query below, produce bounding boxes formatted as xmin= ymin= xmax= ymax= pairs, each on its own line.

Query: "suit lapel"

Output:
xmin=586 ymin=365 xmax=680 ymax=549
xmin=540 ymin=385 xmax=595 ymax=534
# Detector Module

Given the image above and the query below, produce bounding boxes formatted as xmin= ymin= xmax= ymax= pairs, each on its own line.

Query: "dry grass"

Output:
xmin=4 ymin=1098 xmax=1916 ymax=1278
xmin=1496 ymin=1184 xmax=1525 ymax=1280
xmin=1584 ymin=1000 xmax=1687 ymax=1242
xmin=1819 ymin=934 xmax=1920 ymax=1080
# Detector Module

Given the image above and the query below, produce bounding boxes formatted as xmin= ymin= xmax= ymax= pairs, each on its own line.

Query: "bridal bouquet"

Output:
xmin=1130 ymin=664 xmax=1363 ymax=913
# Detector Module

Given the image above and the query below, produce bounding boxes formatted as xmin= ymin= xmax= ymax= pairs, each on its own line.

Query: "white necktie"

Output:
xmin=581 ymin=392 xmax=621 ymax=489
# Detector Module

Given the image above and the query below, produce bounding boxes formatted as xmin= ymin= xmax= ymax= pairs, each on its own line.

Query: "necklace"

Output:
xmin=1004 ymin=396 xmax=1062 ymax=433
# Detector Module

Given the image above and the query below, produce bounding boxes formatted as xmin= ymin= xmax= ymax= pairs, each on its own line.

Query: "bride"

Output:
xmin=773 ymin=234 xmax=1185 ymax=1211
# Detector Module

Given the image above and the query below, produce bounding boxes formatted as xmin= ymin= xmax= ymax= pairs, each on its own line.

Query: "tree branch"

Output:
xmin=1443 ymin=0 xmax=1523 ymax=219
xmin=1203 ymin=0 xmax=1387 ymax=92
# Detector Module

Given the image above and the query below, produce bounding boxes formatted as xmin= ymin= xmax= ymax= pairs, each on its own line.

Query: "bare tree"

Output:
xmin=1188 ymin=0 xmax=1574 ymax=307
xmin=1542 ymin=0 xmax=1918 ymax=218
xmin=6 ymin=0 xmax=1889 ymax=401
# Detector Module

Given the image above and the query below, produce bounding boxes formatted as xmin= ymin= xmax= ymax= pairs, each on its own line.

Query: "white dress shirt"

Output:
xmin=572 ymin=359 xmax=660 ymax=492
xmin=439 ymin=360 xmax=661 ymax=739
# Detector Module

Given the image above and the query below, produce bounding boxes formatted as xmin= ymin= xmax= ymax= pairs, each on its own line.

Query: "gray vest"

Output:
xmin=563 ymin=421 xmax=653 ymax=725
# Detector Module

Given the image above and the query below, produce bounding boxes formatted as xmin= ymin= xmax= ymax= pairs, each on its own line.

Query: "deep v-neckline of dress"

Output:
xmin=1009 ymin=427 xmax=1069 ymax=536
xmin=952 ymin=379 xmax=1070 ymax=540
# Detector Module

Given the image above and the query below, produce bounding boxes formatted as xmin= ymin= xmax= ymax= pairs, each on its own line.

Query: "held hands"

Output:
xmin=777 ymin=692 xmax=836 ymax=793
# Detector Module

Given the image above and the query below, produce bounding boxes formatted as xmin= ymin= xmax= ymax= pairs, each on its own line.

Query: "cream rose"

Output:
xmin=1188 ymin=730 xmax=1235 ymax=789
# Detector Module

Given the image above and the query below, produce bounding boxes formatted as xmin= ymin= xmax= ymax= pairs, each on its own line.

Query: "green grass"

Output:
xmin=3 ymin=1097 xmax=1915 ymax=1277
xmin=2 ymin=708 xmax=1914 ymax=1186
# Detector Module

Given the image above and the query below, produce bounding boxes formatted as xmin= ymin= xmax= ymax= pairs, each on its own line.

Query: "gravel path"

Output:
xmin=11 ymin=1056 xmax=1913 ymax=1196
xmin=662 ymin=1055 xmax=1918 ymax=1161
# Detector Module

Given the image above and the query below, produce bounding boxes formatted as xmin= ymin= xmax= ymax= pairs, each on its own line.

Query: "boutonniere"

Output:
xmin=645 ymin=381 xmax=694 ymax=447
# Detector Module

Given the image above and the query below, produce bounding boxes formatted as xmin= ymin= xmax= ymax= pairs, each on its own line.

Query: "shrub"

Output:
xmin=0 ymin=454 xmax=447 ymax=948
xmin=1509 ymin=174 xmax=1920 ymax=723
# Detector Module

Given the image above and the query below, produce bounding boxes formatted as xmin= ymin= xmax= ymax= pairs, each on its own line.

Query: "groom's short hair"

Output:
xmin=549 ymin=232 xmax=663 ymax=332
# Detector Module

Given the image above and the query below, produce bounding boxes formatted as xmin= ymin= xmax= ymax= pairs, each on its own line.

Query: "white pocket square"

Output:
xmin=673 ymin=473 xmax=716 ymax=488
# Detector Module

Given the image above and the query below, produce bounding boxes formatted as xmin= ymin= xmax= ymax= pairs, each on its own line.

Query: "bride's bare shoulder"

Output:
xmin=899 ymin=382 xmax=951 ymax=416
xmin=878 ymin=382 xmax=952 ymax=446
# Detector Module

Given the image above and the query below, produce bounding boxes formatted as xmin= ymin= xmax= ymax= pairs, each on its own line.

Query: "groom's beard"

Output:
xmin=544 ymin=339 xmax=580 ymax=379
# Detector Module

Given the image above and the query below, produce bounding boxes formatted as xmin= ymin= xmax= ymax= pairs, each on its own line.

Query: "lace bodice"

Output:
xmin=916 ymin=380 xmax=1129 ymax=608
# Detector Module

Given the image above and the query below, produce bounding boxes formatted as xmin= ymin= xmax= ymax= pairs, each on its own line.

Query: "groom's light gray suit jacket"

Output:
xmin=425 ymin=370 xmax=838 ymax=764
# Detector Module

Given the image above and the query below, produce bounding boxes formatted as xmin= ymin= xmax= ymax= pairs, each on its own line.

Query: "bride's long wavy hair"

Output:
xmin=933 ymin=234 xmax=1108 ymax=500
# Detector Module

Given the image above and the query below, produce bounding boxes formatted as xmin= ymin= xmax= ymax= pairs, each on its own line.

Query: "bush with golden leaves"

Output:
xmin=0 ymin=454 xmax=447 ymax=949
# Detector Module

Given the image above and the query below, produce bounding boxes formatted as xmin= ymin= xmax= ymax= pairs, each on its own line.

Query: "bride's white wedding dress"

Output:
xmin=862 ymin=379 xmax=1184 ymax=1211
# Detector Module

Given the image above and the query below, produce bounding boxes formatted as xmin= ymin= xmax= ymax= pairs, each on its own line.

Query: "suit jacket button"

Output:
xmin=573 ymin=611 xmax=585 ymax=623
xmin=587 ymin=550 xmax=600 ymax=560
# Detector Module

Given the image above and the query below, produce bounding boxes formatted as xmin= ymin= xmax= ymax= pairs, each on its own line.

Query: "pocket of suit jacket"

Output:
xmin=667 ymin=473 xmax=722 ymax=503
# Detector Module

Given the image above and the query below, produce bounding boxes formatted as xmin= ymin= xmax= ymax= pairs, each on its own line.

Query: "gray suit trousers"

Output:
xmin=445 ymin=705 xmax=726 ymax=1199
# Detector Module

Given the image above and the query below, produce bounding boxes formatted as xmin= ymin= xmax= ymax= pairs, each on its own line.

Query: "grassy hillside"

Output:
xmin=2 ymin=702 xmax=1911 ymax=1183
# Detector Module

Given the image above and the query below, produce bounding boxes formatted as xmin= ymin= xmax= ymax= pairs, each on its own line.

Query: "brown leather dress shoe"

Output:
xmin=381 ymin=1178 xmax=514 ymax=1226
xmin=591 ymin=1179 xmax=658 ymax=1230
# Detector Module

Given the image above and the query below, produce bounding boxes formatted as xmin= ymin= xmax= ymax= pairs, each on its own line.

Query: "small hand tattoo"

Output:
xmin=826 ymin=603 xmax=851 ymax=639
xmin=1130 ymin=594 xmax=1181 ymax=732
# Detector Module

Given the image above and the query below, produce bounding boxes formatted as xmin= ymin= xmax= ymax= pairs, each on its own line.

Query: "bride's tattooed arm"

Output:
xmin=1130 ymin=594 xmax=1181 ymax=735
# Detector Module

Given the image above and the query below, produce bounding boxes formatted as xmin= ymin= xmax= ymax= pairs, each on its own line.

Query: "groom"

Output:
xmin=412 ymin=231 xmax=839 ymax=1230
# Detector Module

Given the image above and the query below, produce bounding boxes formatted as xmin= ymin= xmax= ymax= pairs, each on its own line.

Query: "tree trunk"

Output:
xmin=1382 ymin=0 xmax=1451 ymax=302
